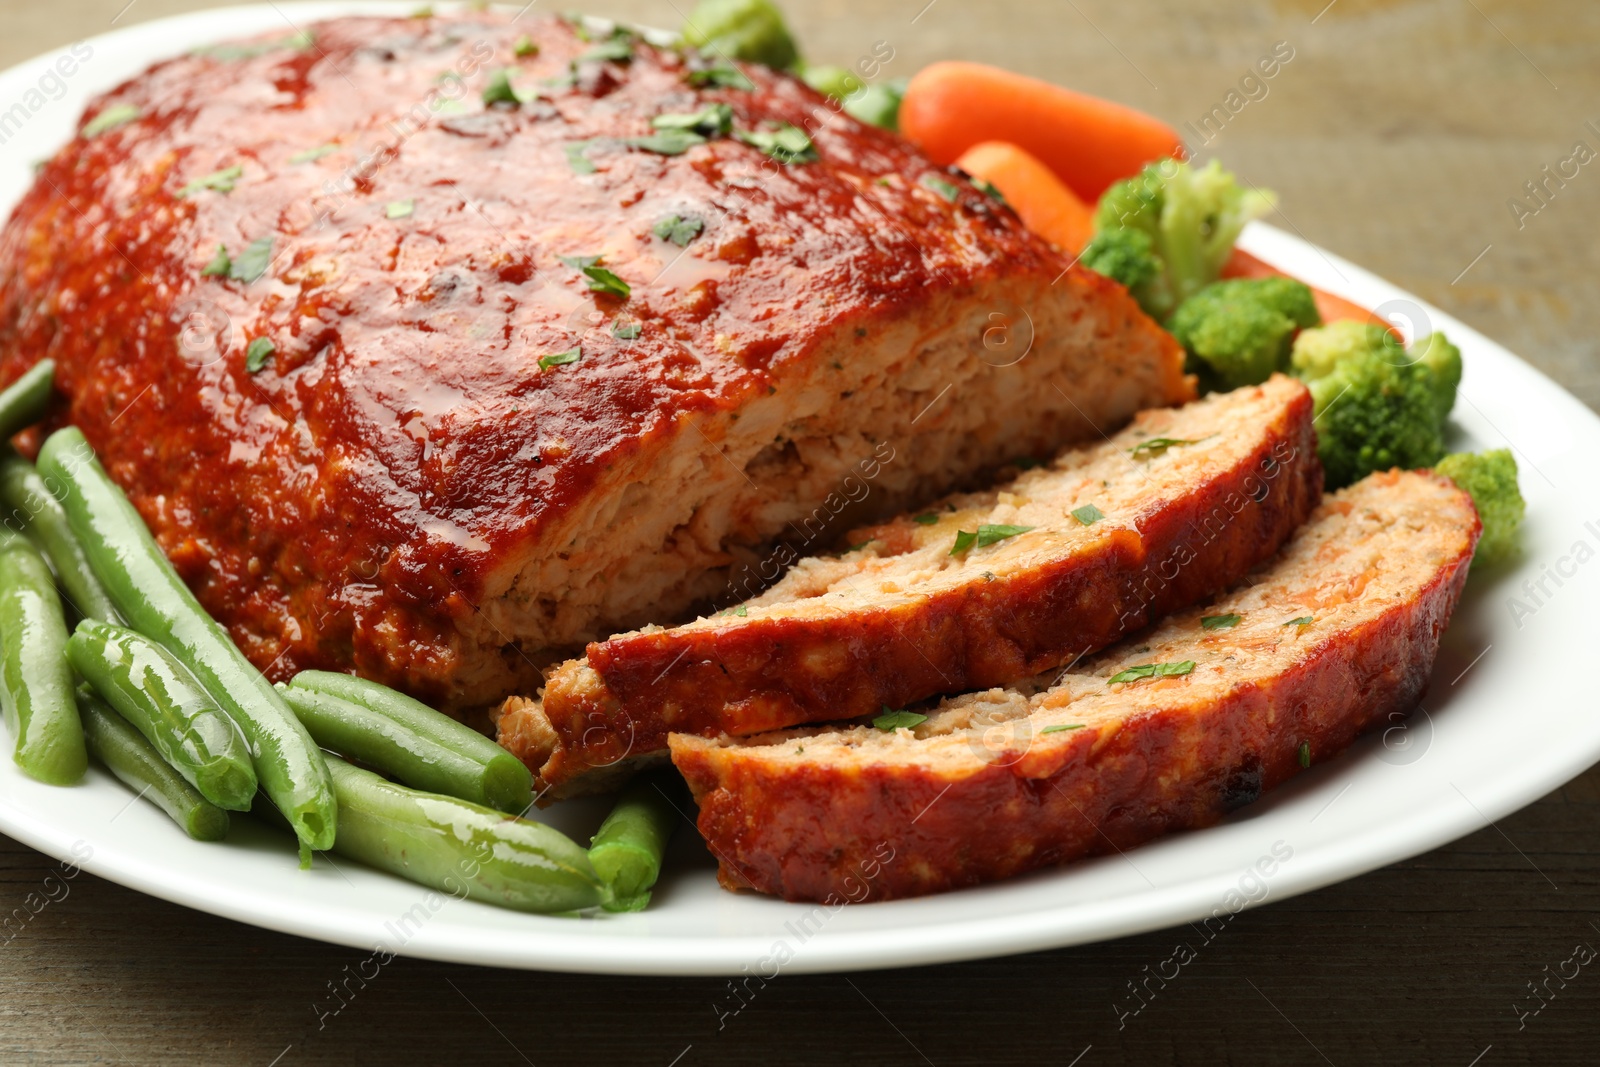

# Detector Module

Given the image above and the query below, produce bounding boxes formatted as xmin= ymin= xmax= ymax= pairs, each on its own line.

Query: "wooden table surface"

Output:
xmin=2 ymin=0 xmax=1597 ymax=1063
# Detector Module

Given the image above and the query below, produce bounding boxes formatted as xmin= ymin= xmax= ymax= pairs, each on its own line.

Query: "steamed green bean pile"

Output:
xmin=0 ymin=366 xmax=666 ymax=915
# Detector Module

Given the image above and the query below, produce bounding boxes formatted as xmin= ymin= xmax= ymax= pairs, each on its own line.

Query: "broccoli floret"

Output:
xmin=1089 ymin=159 xmax=1276 ymax=320
xmin=1410 ymin=332 xmax=1463 ymax=424
xmin=1078 ymin=229 xmax=1167 ymax=312
xmin=1289 ymin=321 xmax=1462 ymax=489
xmin=1436 ymin=449 xmax=1524 ymax=568
xmin=1167 ymin=277 xmax=1321 ymax=391
xmin=682 ymin=0 xmax=800 ymax=69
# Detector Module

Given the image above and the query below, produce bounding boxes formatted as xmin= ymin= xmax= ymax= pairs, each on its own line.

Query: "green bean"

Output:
xmin=36 ymin=427 xmax=334 ymax=854
xmin=279 ymin=682 xmax=525 ymax=813
xmin=0 ymin=527 xmax=83 ymax=784
xmin=588 ymin=770 xmax=681 ymax=911
xmin=0 ymin=360 xmax=55 ymax=441
xmin=286 ymin=670 xmax=532 ymax=814
xmin=78 ymin=688 xmax=227 ymax=841
xmin=323 ymin=755 xmax=606 ymax=914
xmin=0 ymin=449 xmax=124 ymax=624
xmin=68 ymin=619 xmax=256 ymax=811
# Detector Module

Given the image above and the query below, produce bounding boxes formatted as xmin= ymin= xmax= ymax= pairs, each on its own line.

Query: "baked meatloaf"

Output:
xmin=0 ymin=12 xmax=1190 ymax=708
xmin=672 ymin=468 xmax=1480 ymax=901
xmin=500 ymin=375 xmax=1320 ymax=794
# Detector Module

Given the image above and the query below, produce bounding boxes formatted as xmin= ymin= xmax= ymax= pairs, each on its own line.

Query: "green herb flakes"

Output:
xmin=950 ymin=530 xmax=977 ymax=555
xmin=82 ymin=104 xmax=140 ymax=138
xmin=538 ymin=347 xmax=581 ymax=371
xmin=1129 ymin=436 xmax=1208 ymax=460
xmin=652 ymin=102 xmax=734 ymax=136
xmin=1298 ymin=740 xmax=1311 ymax=768
xmin=652 ymin=215 xmax=705 ymax=247
xmin=289 ymin=143 xmax=340 ymax=164
xmin=734 ymin=605 xmax=748 ymax=617
xmin=1040 ymin=724 xmax=1086 ymax=734
xmin=513 ymin=35 xmax=539 ymax=57
xmin=736 ymin=124 xmax=817 ymax=164
xmin=482 ymin=69 xmax=521 ymax=107
xmin=912 ymin=513 xmax=939 ymax=526
xmin=1071 ymin=504 xmax=1104 ymax=526
xmin=626 ymin=130 xmax=707 ymax=156
xmin=579 ymin=37 xmax=634 ymax=64
xmin=244 ymin=337 xmax=276 ymax=373
xmin=688 ymin=64 xmax=754 ymax=90
xmin=565 ymin=140 xmax=600 ymax=174
xmin=1202 ymin=613 xmax=1242 ymax=630
xmin=386 ymin=199 xmax=415 ymax=219
xmin=1284 ymin=616 xmax=1314 ymax=628
xmin=873 ymin=708 xmax=927 ymax=732
xmin=178 ymin=165 xmax=243 ymax=197
xmin=560 ymin=256 xmax=630 ymax=298
xmin=228 ymin=237 xmax=274 ymax=284
xmin=920 ymin=173 xmax=961 ymax=202
xmin=200 ymin=245 xmax=231 ymax=277
xmin=612 ymin=321 xmax=642 ymax=340
xmin=1107 ymin=661 xmax=1196 ymax=685
xmin=976 ymin=523 xmax=1034 ymax=548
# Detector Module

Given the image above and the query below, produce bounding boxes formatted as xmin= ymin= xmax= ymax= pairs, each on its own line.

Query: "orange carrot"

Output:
xmin=1223 ymin=248 xmax=1391 ymax=334
xmin=901 ymin=61 xmax=1184 ymax=204
xmin=955 ymin=141 xmax=1096 ymax=253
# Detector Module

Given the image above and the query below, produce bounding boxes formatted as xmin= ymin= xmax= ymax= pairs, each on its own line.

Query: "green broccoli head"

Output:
xmin=1290 ymin=321 xmax=1462 ymax=489
xmin=1088 ymin=159 xmax=1275 ymax=320
xmin=1078 ymin=229 xmax=1168 ymax=312
xmin=1435 ymin=449 xmax=1524 ymax=568
xmin=1411 ymin=332 xmax=1463 ymax=424
xmin=1167 ymin=277 xmax=1321 ymax=391
xmin=683 ymin=0 xmax=801 ymax=69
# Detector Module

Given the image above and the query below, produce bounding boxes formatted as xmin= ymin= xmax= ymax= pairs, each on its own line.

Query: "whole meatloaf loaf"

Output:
xmin=672 ymin=469 xmax=1480 ymax=902
xmin=501 ymin=376 xmax=1320 ymax=795
xmin=0 ymin=13 xmax=1189 ymax=708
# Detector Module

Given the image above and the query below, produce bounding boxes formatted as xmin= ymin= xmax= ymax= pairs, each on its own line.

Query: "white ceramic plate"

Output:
xmin=0 ymin=2 xmax=1594 ymax=977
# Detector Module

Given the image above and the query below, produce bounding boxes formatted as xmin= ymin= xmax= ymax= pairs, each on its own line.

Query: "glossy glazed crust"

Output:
xmin=0 ymin=14 xmax=1177 ymax=704
xmin=671 ymin=474 xmax=1478 ymax=902
xmin=528 ymin=382 xmax=1321 ymax=787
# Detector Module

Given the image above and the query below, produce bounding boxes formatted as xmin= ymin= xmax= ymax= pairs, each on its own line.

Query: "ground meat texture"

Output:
xmin=0 ymin=13 xmax=1189 ymax=708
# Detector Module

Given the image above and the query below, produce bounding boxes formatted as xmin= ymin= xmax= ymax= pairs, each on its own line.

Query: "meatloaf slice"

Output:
xmin=0 ymin=13 xmax=1190 ymax=710
xmin=672 ymin=468 xmax=1480 ymax=902
xmin=501 ymin=375 xmax=1322 ymax=795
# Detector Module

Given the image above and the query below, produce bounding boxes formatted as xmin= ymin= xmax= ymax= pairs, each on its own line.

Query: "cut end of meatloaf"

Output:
xmin=501 ymin=375 xmax=1321 ymax=796
xmin=0 ymin=12 xmax=1189 ymax=709
xmin=671 ymin=468 xmax=1481 ymax=902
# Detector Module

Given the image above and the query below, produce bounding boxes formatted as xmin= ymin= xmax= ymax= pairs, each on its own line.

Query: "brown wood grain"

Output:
xmin=1 ymin=0 xmax=1597 ymax=1063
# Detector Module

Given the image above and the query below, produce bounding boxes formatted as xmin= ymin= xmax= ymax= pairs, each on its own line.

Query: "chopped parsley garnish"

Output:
xmin=652 ymin=215 xmax=704 ymax=247
xmin=538 ymin=347 xmax=581 ymax=371
xmin=386 ymin=199 xmax=415 ymax=219
xmin=1284 ymin=616 xmax=1314 ymax=628
xmin=626 ymin=130 xmax=708 ymax=155
xmin=513 ymin=35 xmax=539 ymax=57
xmin=482 ymin=69 xmax=522 ymax=107
xmin=920 ymin=173 xmax=961 ymax=202
xmin=873 ymin=707 xmax=927 ymax=732
xmin=1107 ymin=661 xmax=1195 ymax=685
xmin=912 ymin=513 xmax=940 ymax=525
xmin=228 ymin=237 xmax=274 ymax=284
xmin=1298 ymin=740 xmax=1311 ymax=768
xmin=178 ymin=165 xmax=243 ymax=198
xmin=951 ymin=523 xmax=1034 ymax=555
xmin=1071 ymin=504 xmax=1104 ymax=526
xmin=82 ymin=104 xmax=141 ymax=137
xmin=200 ymin=244 xmax=231 ymax=277
xmin=559 ymin=256 xmax=630 ymax=298
xmin=688 ymin=64 xmax=754 ymax=90
xmin=565 ymin=140 xmax=602 ymax=173
xmin=736 ymin=124 xmax=817 ymax=164
xmin=652 ymin=103 xmax=734 ymax=136
xmin=734 ymin=604 xmax=748 ymax=617
xmin=193 ymin=30 xmax=314 ymax=61
xmin=578 ymin=37 xmax=634 ymax=63
xmin=973 ymin=177 xmax=1008 ymax=205
xmin=1129 ymin=436 xmax=1209 ymax=460
xmin=950 ymin=530 xmax=977 ymax=555
xmin=244 ymin=337 xmax=276 ymax=373
xmin=1202 ymin=613 xmax=1242 ymax=630
xmin=289 ymin=143 xmax=341 ymax=164
xmin=612 ymin=321 xmax=642 ymax=340
xmin=1040 ymin=724 xmax=1086 ymax=734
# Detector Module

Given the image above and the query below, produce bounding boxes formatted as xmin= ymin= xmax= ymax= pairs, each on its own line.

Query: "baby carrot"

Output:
xmin=900 ymin=61 xmax=1183 ymax=203
xmin=955 ymin=141 xmax=1096 ymax=253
